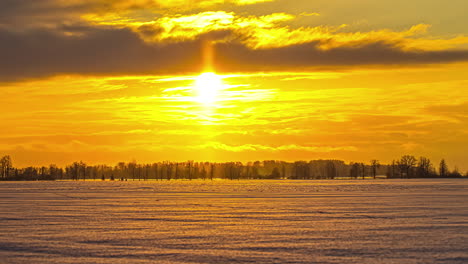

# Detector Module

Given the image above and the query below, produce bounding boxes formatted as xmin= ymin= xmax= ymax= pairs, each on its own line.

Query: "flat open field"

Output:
xmin=1 ymin=179 xmax=467 ymax=264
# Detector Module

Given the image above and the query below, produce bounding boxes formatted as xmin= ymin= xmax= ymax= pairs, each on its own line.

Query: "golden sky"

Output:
xmin=1 ymin=0 xmax=467 ymax=170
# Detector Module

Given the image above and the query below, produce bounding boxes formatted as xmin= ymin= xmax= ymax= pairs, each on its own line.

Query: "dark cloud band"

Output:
xmin=1 ymin=26 xmax=468 ymax=82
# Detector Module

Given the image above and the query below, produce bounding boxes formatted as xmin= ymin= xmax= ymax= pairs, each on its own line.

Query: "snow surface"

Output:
xmin=0 ymin=179 xmax=467 ymax=264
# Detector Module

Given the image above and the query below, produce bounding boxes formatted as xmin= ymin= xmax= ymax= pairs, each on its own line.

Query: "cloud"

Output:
xmin=0 ymin=0 xmax=272 ymax=28
xmin=102 ymin=0 xmax=274 ymax=9
xmin=0 ymin=26 xmax=205 ymax=82
xmin=195 ymin=142 xmax=357 ymax=152
xmin=2 ymin=3 xmax=468 ymax=82
xmin=425 ymin=102 xmax=468 ymax=122
xmin=85 ymin=11 xmax=468 ymax=52
xmin=2 ymin=24 xmax=468 ymax=82
xmin=214 ymin=41 xmax=468 ymax=72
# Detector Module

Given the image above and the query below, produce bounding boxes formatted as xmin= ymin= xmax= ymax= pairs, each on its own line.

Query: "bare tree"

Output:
xmin=117 ymin=162 xmax=126 ymax=180
xmin=391 ymin=160 xmax=397 ymax=178
xmin=417 ymin=157 xmax=432 ymax=178
xmin=398 ymin=155 xmax=417 ymax=178
xmin=439 ymin=159 xmax=448 ymax=177
xmin=210 ymin=163 xmax=215 ymax=181
xmin=80 ymin=162 xmax=86 ymax=181
xmin=187 ymin=161 xmax=193 ymax=180
xmin=350 ymin=162 xmax=360 ymax=179
xmin=360 ymin=163 xmax=366 ymax=179
xmin=326 ymin=161 xmax=336 ymax=179
xmin=370 ymin=160 xmax=380 ymax=179
xmin=0 ymin=155 xmax=12 ymax=179
xmin=72 ymin=162 xmax=80 ymax=180
xmin=128 ymin=161 xmax=137 ymax=181
xmin=166 ymin=163 xmax=173 ymax=181
xmin=201 ymin=166 xmax=207 ymax=180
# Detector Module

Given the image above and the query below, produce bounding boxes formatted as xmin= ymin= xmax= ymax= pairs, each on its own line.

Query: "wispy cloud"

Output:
xmin=2 ymin=66 xmax=467 ymax=168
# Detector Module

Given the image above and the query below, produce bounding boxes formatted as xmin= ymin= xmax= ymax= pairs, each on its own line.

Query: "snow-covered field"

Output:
xmin=1 ymin=179 xmax=467 ymax=264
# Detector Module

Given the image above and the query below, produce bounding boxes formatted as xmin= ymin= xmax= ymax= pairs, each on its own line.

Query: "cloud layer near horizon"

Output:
xmin=1 ymin=0 xmax=468 ymax=81
xmin=3 ymin=25 xmax=468 ymax=82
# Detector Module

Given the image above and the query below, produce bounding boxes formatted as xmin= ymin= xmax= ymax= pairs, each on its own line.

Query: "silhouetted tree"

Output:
xmin=166 ymin=162 xmax=173 ymax=181
xmin=370 ymin=160 xmax=380 ymax=179
xmin=174 ymin=163 xmax=179 ymax=180
xmin=271 ymin=167 xmax=280 ymax=178
xmin=186 ymin=161 xmax=193 ymax=180
xmin=293 ymin=161 xmax=310 ymax=179
xmin=417 ymin=157 xmax=432 ymax=178
xmin=350 ymin=163 xmax=360 ymax=179
xmin=117 ymin=162 xmax=126 ymax=180
xmin=360 ymin=163 xmax=366 ymax=179
xmin=23 ymin=167 xmax=38 ymax=180
xmin=1 ymin=155 xmax=463 ymax=181
xmin=49 ymin=164 xmax=59 ymax=180
xmin=0 ymin=155 xmax=12 ymax=179
xmin=398 ymin=155 xmax=417 ymax=178
xmin=210 ymin=164 xmax=215 ymax=180
xmin=137 ymin=165 xmax=142 ymax=181
xmin=201 ymin=166 xmax=207 ymax=180
xmin=226 ymin=162 xmax=234 ymax=180
xmin=326 ymin=161 xmax=336 ymax=179
xmin=252 ymin=162 xmax=260 ymax=178
xmin=72 ymin=162 xmax=80 ymax=180
xmin=448 ymin=166 xmax=462 ymax=178
xmin=80 ymin=162 xmax=87 ymax=181
xmin=152 ymin=163 xmax=159 ymax=181
xmin=92 ymin=167 xmax=97 ymax=180
xmin=390 ymin=160 xmax=398 ymax=178
xmin=439 ymin=159 xmax=448 ymax=178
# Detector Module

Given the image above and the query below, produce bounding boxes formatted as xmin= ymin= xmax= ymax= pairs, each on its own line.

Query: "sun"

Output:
xmin=194 ymin=72 xmax=224 ymax=104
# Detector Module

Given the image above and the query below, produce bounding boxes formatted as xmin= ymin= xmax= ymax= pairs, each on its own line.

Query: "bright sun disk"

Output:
xmin=195 ymin=72 xmax=223 ymax=104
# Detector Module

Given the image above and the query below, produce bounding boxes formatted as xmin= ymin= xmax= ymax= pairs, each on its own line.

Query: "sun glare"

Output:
xmin=195 ymin=72 xmax=224 ymax=104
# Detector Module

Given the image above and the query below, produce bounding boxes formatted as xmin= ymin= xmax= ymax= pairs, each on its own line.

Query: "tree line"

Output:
xmin=0 ymin=155 xmax=466 ymax=181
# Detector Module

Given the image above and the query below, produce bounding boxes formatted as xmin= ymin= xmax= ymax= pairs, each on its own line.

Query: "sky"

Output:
xmin=1 ymin=0 xmax=467 ymax=171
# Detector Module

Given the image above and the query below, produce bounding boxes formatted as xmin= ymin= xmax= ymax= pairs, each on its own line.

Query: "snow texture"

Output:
xmin=1 ymin=179 xmax=467 ymax=263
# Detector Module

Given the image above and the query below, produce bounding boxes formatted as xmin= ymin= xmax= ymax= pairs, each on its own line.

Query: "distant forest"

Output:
xmin=0 ymin=155 xmax=466 ymax=181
